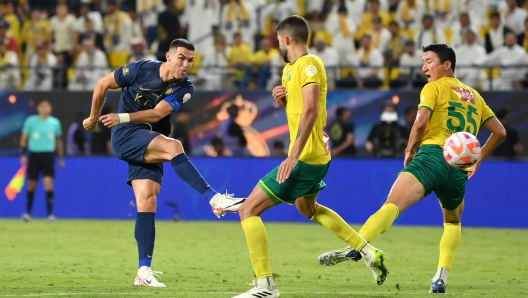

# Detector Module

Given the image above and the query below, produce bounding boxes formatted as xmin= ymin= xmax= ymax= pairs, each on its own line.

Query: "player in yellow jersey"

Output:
xmin=231 ymin=15 xmax=388 ymax=298
xmin=317 ymin=44 xmax=507 ymax=294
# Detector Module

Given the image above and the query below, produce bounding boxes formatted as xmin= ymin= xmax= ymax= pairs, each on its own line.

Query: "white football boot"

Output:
xmin=209 ymin=191 xmax=246 ymax=218
xmin=134 ymin=266 xmax=166 ymax=287
xmin=232 ymin=281 xmax=280 ymax=298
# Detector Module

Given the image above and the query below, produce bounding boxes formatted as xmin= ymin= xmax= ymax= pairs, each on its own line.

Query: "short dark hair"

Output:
xmin=273 ymin=140 xmax=284 ymax=149
xmin=169 ymin=38 xmax=195 ymax=52
xmin=336 ymin=107 xmax=349 ymax=118
xmin=491 ymin=11 xmax=501 ymax=19
xmin=422 ymin=43 xmax=456 ymax=74
xmin=276 ymin=15 xmax=310 ymax=44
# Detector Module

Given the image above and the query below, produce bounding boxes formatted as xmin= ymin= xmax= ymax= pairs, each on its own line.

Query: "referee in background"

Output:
xmin=20 ymin=100 xmax=64 ymax=222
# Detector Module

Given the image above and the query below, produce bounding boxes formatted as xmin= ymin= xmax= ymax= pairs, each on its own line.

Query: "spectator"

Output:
xmin=394 ymin=39 xmax=426 ymax=88
xmin=324 ymin=5 xmax=356 ymax=62
xmin=157 ymin=0 xmax=183 ymax=60
xmin=77 ymin=19 xmax=105 ymax=54
xmin=354 ymin=0 xmax=390 ymax=42
xmin=485 ymin=11 xmax=509 ymax=54
xmin=493 ymin=108 xmax=523 ymax=159
xmin=343 ymin=34 xmax=384 ymax=89
xmin=66 ymin=112 xmax=87 ymax=156
xmin=310 ymin=35 xmax=339 ymax=90
xmin=272 ymin=140 xmax=287 ymax=157
xmin=478 ymin=31 xmax=527 ymax=91
xmin=198 ymin=33 xmax=230 ymax=90
xmin=128 ymin=37 xmax=156 ymax=62
xmin=259 ymin=0 xmax=299 ymax=37
xmin=383 ymin=21 xmax=407 ymax=67
xmin=171 ymin=108 xmax=192 ymax=155
xmin=222 ymin=104 xmax=248 ymax=156
xmin=365 ymin=101 xmax=405 ymax=158
xmin=504 ymin=0 xmax=527 ymax=35
xmin=414 ymin=14 xmax=447 ymax=49
xmin=264 ymin=19 xmax=280 ymax=49
xmin=329 ymin=107 xmax=356 ymax=157
xmin=103 ymin=0 xmax=133 ymax=53
xmin=0 ymin=18 xmax=19 ymax=53
xmin=127 ymin=7 xmax=144 ymax=39
xmin=329 ymin=0 xmax=366 ymax=27
xmin=181 ymin=0 xmax=219 ymax=49
xmin=395 ymin=0 xmax=426 ymax=31
xmin=371 ymin=16 xmax=391 ymax=52
xmin=90 ymin=105 xmax=113 ymax=156
xmin=459 ymin=0 xmax=491 ymax=30
xmin=228 ymin=32 xmax=252 ymax=89
xmin=455 ymin=30 xmax=487 ymax=89
xmin=451 ymin=12 xmax=479 ymax=48
xmin=25 ymin=42 xmax=57 ymax=91
xmin=136 ymin=0 xmax=165 ymax=46
xmin=21 ymin=9 xmax=50 ymax=64
xmin=221 ymin=0 xmax=257 ymax=50
xmin=247 ymin=38 xmax=279 ymax=89
xmin=4 ymin=1 xmax=21 ymax=45
xmin=517 ymin=17 xmax=528 ymax=51
xmin=68 ymin=38 xmax=109 ymax=91
xmin=49 ymin=4 xmax=77 ymax=89
xmin=75 ymin=3 xmax=104 ymax=34
xmin=0 ymin=41 xmax=20 ymax=90
xmin=428 ymin=0 xmax=458 ymax=29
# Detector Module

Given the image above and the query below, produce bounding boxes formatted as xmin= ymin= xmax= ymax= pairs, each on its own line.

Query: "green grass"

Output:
xmin=0 ymin=220 xmax=527 ymax=298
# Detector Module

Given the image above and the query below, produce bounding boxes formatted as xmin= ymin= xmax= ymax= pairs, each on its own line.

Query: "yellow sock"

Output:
xmin=241 ymin=216 xmax=272 ymax=279
xmin=311 ymin=204 xmax=367 ymax=251
xmin=438 ymin=223 xmax=461 ymax=271
xmin=358 ymin=203 xmax=400 ymax=242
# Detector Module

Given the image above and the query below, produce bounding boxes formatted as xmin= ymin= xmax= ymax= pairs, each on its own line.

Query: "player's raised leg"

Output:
xmin=430 ymin=200 xmax=464 ymax=293
xmin=131 ymin=179 xmax=166 ymax=287
xmin=233 ymin=186 xmax=280 ymax=298
xmin=297 ymin=197 xmax=388 ymax=285
xmin=143 ymin=135 xmax=245 ymax=216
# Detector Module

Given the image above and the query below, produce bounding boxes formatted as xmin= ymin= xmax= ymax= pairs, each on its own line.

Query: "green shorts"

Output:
xmin=258 ymin=161 xmax=330 ymax=205
xmin=401 ymin=145 xmax=468 ymax=210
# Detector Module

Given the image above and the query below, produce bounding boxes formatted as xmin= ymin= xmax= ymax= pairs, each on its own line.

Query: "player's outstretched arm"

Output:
xmin=277 ymin=84 xmax=319 ymax=183
xmin=404 ymin=107 xmax=431 ymax=167
xmin=100 ymin=100 xmax=174 ymax=128
xmin=468 ymin=117 xmax=506 ymax=179
xmin=83 ymin=72 xmax=120 ymax=131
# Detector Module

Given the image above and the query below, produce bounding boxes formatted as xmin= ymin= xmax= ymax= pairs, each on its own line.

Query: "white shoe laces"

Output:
xmin=223 ymin=190 xmax=235 ymax=197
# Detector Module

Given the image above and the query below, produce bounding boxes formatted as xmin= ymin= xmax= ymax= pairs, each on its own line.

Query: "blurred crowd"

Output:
xmin=2 ymin=0 xmax=528 ymax=90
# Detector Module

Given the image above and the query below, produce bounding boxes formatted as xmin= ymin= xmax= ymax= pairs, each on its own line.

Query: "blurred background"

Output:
xmin=0 ymin=0 xmax=526 ymax=227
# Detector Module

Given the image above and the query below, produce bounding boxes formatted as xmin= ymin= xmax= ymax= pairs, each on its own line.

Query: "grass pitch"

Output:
xmin=1 ymin=219 xmax=527 ymax=298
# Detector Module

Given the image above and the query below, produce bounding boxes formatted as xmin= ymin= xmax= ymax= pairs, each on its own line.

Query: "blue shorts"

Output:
xmin=112 ymin=124 xmax=163 ymax=185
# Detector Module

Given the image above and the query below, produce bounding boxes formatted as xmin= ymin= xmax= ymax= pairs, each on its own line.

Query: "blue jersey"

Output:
xmin=114 ymin=60 xmax=194 ymax=136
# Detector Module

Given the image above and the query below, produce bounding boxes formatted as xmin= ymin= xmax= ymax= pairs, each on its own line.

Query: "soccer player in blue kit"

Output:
xmin=83 ymin=39 xmax=245 ymax=287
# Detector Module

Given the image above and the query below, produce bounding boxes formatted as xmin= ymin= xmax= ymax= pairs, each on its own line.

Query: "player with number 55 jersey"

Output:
xmin=317 ymin=44 xmax=507 ymax=295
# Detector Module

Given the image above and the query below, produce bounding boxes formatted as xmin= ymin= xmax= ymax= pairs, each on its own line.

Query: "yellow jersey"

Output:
xmin=282 ymin=54 xmax=331 ymax=165
xmin=419 ymin=77 xmax=495 ymax=147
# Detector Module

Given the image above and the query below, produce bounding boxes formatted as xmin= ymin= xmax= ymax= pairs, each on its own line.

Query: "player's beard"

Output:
xmin=280 ymin=47 xmax=289 ymax=63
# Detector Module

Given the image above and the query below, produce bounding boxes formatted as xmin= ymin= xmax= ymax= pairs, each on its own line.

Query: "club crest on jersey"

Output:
xmin=182 ymin=93 xmax=191 ymax=103
xmin=286 ymin=70 xmax=291 ymax=81
xmin=165 ymin=88 xmax=173 ymax=95
xmin=305 ymin=65 xmax=317 ymax=77
xmin=122 ymin=65 xmax=129 ymax=76
xmin=452 ymin=87 xmax=475 ymax=104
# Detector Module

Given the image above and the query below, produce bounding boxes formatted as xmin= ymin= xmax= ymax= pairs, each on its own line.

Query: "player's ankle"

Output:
xmin=257 ymin=276 xmax=276 ymax=290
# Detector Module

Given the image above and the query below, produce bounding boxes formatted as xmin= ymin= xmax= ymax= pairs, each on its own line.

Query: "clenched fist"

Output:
xmin=83 ymin=117 xmax=98 ymax=131
xmin=272 ymin=86 xmax=287 ymax=107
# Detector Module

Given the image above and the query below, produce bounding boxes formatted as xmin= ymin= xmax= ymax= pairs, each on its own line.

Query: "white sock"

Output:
xmin=257 ymin=276 xmax=276 ymax=290
xmin=359 ymin=243 xmax=371 ymax=256
xmin=433 ymin=267 xmax=450 ymax=285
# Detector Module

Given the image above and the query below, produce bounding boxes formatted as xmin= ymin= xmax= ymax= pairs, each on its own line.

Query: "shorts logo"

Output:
xmin=182 ymin=93 xmax=191 ymax=103
xmin=305 ymin=65 xmax=317 ymax=77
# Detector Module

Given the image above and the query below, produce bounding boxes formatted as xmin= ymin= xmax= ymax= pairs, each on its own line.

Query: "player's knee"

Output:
xmin=167 ymin=139 xmax=185 ymax=159
xmin=295 ymin=201 xmax=317 ymax=218
xmin=136 ymin=195 xmax=157 ymax=212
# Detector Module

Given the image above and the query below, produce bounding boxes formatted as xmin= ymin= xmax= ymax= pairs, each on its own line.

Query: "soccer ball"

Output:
xmin=443 ymin=132 xmax=481 ymax=169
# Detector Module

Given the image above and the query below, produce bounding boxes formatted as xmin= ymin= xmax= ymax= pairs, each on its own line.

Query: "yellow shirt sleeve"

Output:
xmin=419 ymin=83 xmax=438 ymax=111
xmin=480 ymin=101 xmax=495 ymax=125
xmin=297 ymin=58 xmax=322 ymax=88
